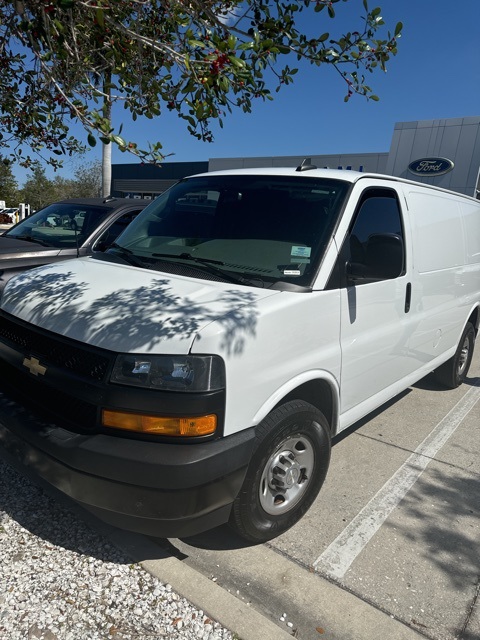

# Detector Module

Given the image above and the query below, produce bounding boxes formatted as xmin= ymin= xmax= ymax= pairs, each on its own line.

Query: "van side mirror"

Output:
xmin=346 ymin=233 xmax=404 ymax=284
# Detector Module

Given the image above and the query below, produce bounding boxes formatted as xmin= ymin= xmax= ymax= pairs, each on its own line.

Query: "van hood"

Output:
xmin=0 ymin=257 xmax=279 ymax=354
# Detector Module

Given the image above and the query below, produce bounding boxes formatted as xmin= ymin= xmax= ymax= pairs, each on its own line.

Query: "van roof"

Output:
xmin=189 ymin=167 xmax=478 ymax=201
xmin=191 ymin=167 xmax=362 ymax=182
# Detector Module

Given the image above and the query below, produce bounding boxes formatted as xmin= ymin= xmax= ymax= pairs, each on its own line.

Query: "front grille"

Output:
xmin=0 ymin=358 xmax=98 ymax=432
xmin=0 ymin=313 xmax=115 ymax=433
xmin=0 ymin=314 xmax=110 ymax=381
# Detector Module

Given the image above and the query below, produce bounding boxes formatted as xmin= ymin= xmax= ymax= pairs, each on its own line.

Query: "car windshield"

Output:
xmin=4 ymin=203 xmax=111 ymax=248
xmin=112 ymin=175 xmax=350 ymax=288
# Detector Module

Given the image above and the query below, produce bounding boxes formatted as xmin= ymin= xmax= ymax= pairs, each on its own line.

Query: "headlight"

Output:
xmin=110 ymin=354 xmax=225 ymax=392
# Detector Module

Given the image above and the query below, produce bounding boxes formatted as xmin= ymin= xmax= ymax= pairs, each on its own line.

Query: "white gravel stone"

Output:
xmin=0 ymin=459 xmax=233 ymax=640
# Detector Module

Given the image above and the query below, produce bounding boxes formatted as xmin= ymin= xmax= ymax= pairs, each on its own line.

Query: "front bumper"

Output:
xmin=0 ymin=391 xmax=256 ymax=537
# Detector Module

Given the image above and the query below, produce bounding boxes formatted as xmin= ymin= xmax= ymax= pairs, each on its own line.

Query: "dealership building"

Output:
xmin=111 ymin=115 xmax=480 ymax=200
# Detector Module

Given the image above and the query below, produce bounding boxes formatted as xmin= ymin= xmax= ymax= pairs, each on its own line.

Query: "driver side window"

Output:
xmin=93 ymin=210 xmax=142 ymax=252
xmin=326 ymin=188 xmax=406 ymax=290
xmin=347 ymin=188 xmax=405 ymax=283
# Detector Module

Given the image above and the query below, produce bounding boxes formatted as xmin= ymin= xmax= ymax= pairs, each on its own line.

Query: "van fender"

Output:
xmin=251 ymin=369 xmax=340 ymax=435
xmin=450 ymin=303 xmax=480 ymax=350
xmin=466 ymin=303 xmax=480 ymax=334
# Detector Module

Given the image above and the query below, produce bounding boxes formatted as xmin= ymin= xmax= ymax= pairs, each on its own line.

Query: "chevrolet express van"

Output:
xmin=0 ymin=166 xmax=478 ymax=542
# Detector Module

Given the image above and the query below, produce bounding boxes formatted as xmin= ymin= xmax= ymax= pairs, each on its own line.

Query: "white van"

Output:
xmin=0 ymin=166 xmax=478 ymax=542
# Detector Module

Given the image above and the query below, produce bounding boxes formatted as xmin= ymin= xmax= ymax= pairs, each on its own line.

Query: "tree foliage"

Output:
xmin=19 ymin=164 xmax=60 ymax=209
xmin=0 ymin=157 xmax=19 ymax=206
xmin=1 ymin=0 xmax=402 ymax=170
xmin=19 ymin=160 xmax=102 ymax=209
xmin=71 ymin=160 xmax=102 ymax=197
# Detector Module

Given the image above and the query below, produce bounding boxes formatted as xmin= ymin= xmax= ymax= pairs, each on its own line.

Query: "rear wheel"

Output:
xmin=229 ymin=400 xmax=331 ymax=543
xmin=434 ymin=322 xmax=476 ymax=389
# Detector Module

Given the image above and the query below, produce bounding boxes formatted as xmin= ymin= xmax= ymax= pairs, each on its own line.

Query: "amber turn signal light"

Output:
xmin=102 ymin=409 xmax=217 ymax=437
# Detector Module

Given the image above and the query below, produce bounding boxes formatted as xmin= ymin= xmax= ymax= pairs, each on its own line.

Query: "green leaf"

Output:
xmin=96 ymin=9 xmax=105 ymax=28
xmin=188 ymin=40 xmax=206 ymax=49
xmin=395 ymin=22 xmax=403 ymax=36
xmin=113 ymin=135 xmax=126 ymax=147
xmin=87 ymin=133 xmax=97 ymax=147
xmin=228 ymin=56 xmax=245 ymax=68
xmin=370 ymin=94 xmax=380 ymax=101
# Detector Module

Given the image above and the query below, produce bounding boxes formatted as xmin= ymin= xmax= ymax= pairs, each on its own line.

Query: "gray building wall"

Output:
xmin=385 ymin=116 xmax=480 ymax=197
xmin=209 ymin=152 xmax=388 ymax=174
xmin=111 ymin=117 xmax=480 ymax=198
xmin=208 ymin=117 xmax=480 ymax=198
xmin=111 ymin=161 xmax=208 ymax=198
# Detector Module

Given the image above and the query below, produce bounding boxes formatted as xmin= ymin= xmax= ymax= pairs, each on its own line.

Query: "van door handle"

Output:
xmin=405 ymin=282 xmax=412 ymax=313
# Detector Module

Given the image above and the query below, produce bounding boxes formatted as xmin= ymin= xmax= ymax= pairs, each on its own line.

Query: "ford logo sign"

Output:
xmin=408 ymin=157 xmax=454 ymax=177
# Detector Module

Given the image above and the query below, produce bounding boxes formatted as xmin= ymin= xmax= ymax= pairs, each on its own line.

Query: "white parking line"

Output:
xmin=313 ymin=382 xmax=480 ymax=580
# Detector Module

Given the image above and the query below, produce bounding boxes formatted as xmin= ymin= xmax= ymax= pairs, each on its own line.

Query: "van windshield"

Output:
xmin=111 ymin=175 xmax=349 ymax=289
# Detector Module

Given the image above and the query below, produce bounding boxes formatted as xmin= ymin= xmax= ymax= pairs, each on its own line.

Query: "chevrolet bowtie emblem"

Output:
xmin=23 ymin=356 xmax=47 ymax=376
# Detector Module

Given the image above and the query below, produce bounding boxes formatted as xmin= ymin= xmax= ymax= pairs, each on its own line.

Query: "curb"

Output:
xmin=107 ymin=528 xmax=293 ymax=640
xmin=107 ymin=526 xmax=426 ymax=640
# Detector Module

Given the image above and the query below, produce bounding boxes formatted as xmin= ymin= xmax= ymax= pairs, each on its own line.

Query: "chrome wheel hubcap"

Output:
xmin=259 ymin=434 xmax=314 ymax=515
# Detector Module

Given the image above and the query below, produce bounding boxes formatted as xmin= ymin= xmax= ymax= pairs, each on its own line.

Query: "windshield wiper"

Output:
xmin=10 ymin=234 xmax=51 ymax=247
xmin=152 ymin=252 xmax=253 ymax=286
xmin=109 ymin=244 xmax=152 ymax=269
xmin=153 ymin=252 xmax=225 ymax=265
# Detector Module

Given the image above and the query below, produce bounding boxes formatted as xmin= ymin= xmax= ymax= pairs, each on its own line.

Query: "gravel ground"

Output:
xmin=0 ymin=458 xmax=234 ymax=640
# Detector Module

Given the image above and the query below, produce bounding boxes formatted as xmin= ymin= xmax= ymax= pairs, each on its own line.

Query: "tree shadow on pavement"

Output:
xmin=384 ymin=463 xmax=480 ymax=591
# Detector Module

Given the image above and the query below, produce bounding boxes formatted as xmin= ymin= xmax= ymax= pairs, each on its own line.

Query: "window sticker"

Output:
xmin=278 ymin=263 xmax=302 ymax=276
xmin=291 ymin=246 xmax=311 ymax=258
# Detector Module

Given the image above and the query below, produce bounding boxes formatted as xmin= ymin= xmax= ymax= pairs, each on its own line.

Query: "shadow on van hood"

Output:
xmin=0 ymin=258 xmax=279 ymax=354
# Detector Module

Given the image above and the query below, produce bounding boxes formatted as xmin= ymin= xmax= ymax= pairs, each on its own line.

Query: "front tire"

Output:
xmin=434 ymin=322 xmax=476 ymax=389
xmin=229 ymin=400 xmax=331 ymax=543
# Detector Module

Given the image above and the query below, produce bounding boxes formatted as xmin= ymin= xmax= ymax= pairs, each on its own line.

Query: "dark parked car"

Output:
xmin=0 ymin=197 xmax=147 ymax=291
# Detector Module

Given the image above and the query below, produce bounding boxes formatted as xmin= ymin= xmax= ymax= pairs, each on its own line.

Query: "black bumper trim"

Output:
xmin=0 ymin=391 xmax=256 ymax=537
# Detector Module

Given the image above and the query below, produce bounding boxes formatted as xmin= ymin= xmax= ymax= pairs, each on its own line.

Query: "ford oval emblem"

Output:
xmin=408 ymin=157 xmax=454 ymax=177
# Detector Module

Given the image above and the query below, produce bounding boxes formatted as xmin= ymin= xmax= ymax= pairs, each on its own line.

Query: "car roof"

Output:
xmin=48 ymin=197 xmax=148 ymax=210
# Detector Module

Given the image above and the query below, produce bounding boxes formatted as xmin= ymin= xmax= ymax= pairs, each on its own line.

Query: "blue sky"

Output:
xmin=11 ymin=0 xmax=480 ymax=185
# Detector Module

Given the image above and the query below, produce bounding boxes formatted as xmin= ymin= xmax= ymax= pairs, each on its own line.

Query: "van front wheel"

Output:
xmin=229 ymin=401 xmax=331 ymax=543
xmin=434 ymin=322 xmax=476 ymax=389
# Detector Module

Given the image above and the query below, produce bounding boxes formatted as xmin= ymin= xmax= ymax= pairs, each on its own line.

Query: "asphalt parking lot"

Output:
xmin=1 ymin=343 xmax=478 ymax=640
